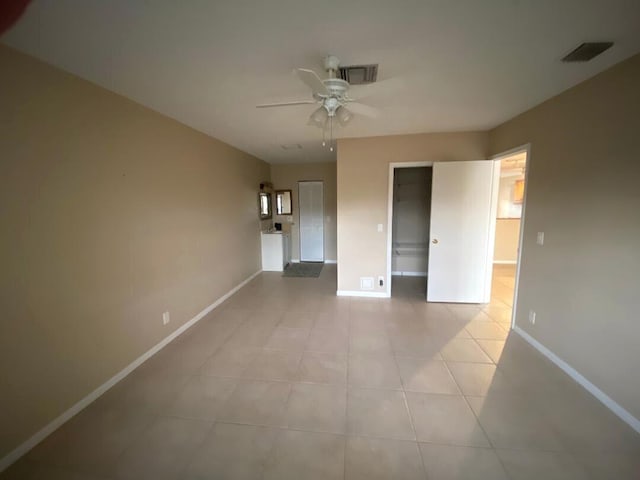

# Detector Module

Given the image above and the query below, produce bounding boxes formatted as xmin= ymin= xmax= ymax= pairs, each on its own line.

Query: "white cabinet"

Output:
xmin=261 ymin=232 xmax=291 ymax=272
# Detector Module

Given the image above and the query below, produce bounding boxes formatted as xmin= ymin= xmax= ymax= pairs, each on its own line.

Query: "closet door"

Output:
xmin=427 ymin=160 xmax=499 ymax=303
xmin=299 ymin=181 xmax=324 ymax=262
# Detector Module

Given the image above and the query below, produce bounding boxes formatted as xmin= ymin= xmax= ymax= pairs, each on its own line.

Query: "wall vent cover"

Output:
xmin=360 ymin=277 xmax=374 ymax=290
xmin=562 ymin=42 xmax=613 ymax=62
xmin=338 ymin=64 xmax=378 ymax=84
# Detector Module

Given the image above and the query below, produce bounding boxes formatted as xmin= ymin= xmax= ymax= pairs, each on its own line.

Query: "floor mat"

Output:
xmin=282 ymin=262 xmax=323 ymax=278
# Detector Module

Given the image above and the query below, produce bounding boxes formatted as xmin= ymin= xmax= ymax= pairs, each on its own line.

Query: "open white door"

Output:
xmin=427 ymin=160 xmax=500 ymax=303
xmin=299 ymin=181 xmax=324 ymax=262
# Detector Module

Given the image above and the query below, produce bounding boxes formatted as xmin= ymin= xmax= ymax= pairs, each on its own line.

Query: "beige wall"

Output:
xmin=489 ymin=54 xmax=640 ymax=420
xmin=0 ymin=46 xmax=270 ymax=459
xmin=336 ymin=132 xmax=489 ymax=293
xmin=494 ymin=219 xmax=520 ymax=263
xmin=270 ymin=162 xmax=337 ymax=262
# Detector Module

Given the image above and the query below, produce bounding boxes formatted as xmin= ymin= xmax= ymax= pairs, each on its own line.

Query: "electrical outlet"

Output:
xmin=528 ymin=310 xmax=536 ymax=325
xmin=378 ymin=276 xmax=384 ymax=287
xmin=162 ymin=311 xmax=170 ymax=325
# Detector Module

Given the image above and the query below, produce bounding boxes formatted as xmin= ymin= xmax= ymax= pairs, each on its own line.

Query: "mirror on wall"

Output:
xmin=259 ymin=192 xmax=272 ymax=219
xmin=275 ymin=190 xmax=292 ymax=215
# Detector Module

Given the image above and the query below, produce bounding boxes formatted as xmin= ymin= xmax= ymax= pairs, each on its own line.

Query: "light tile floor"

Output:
xmin=3 ymin=264 xmax=640 ymax=479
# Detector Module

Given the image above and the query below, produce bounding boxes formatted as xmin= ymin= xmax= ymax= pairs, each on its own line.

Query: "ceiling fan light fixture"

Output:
xmin=257 ymin=55 xmax=381 ymax=153
xmin=308 ymin=106 xmax=328 ymax=128
xmin=336 ymin=106 xmax=353 ymax=126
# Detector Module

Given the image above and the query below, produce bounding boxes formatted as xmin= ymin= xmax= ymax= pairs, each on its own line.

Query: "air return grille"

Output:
xmin=562 ymin=42 xmax=613 ymax=62
xmin=338 ymin=64 xmax=378 ymax=84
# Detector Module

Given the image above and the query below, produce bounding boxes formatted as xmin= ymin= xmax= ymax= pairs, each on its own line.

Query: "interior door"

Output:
xmin=427 ymin=160 xmax=500 ymax=303
xmin=299 ymin=181 xmax=324 ymax=262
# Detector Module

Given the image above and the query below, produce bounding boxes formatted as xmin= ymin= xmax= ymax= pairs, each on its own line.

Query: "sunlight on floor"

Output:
xmin=4 ymin=264 xmax=639 ymax=479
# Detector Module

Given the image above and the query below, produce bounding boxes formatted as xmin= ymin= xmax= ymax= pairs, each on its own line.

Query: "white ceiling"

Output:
xmin=3 ymin=0 xmax=640 ymax=164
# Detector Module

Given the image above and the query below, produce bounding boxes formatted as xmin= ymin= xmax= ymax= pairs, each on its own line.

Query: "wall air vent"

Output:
xmin=562 ymin=42 xmax=613 ymax=62
xmin=338 ymin=64 xmax=378 ymax=84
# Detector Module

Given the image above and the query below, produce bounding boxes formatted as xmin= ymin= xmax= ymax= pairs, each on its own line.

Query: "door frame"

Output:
xmin=298 ymin=180 xmax=324 ymax=262
xmin=386 ymin=161 xmax=434 ymax=297
xmin=490 ymin=143 xmax=531 ymax=329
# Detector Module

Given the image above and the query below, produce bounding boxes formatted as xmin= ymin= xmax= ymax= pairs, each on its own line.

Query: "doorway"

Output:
xmin=299 ymin=180 xmax=324 ymax=262
xmin=386 ymin=160 xmax=500 ymax=302
xmin=390 ymin=166 xmax=432 ymax=298
xmin=491 ymin=146 xmax=530 ymax=327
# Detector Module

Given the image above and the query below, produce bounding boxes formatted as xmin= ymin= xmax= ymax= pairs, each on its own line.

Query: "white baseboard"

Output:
xmin=336 ymin=290 xmax=389 ymax=298
xmin=493 ymin=260 xmax=517 ymax=265
xmin=391 ymin=271 xmax=427 ymax=277
xmin=514 ymin=325 xmax=640 ymax=434
xmin=0 ymin=269 xmax=262 ymax=473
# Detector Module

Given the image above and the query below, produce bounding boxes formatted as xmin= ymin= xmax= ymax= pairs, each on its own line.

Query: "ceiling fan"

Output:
xmin=256 ymin=55 xmax=381 ymax=151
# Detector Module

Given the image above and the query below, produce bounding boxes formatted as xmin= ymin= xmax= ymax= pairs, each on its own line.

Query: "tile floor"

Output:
xmin=3 ymin=264 xmax=640 ymax=479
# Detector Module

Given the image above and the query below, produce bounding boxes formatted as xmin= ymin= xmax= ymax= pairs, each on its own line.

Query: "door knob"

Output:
xmin=432 ymin=238 xmax=439 ymax=244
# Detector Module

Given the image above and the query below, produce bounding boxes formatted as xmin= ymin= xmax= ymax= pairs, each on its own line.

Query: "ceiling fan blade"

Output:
xmin=348 ymin=77 xmax=405 ymax=101
xmin=256 ymin=100 xmax=317 ymax=108
xmin=295 ymin=68 xmax=329 ymax=95
xmin=347 ymin=101 xmax=380 ymax=118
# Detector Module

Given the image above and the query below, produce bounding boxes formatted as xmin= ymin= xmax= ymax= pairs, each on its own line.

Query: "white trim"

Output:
xmin=481 ymin=159 xmax=501 ymax=303
xmin=490 ymin=144 xmax=531 ymax=161
xmin=386 ymin=161 xmax=434 ymax=298
xmin=491 ymin=143 xmax=531 ymax=330
xmin=336 ymin=290 xmax=390 ymax=298
xmin=514 ymin=326 xmax=640 ymax=433
xmin=493 ymin=260 xmax=517 ymax=265
xmin=298 ymin=180 xmax=324 ymax=262
xmin=391 ymin=271 xmax=427 ymax=277
xmin=291 ymin=258 xmax=336 ymax=264
xmin=0 ymin=269 xmax=262 ymax=473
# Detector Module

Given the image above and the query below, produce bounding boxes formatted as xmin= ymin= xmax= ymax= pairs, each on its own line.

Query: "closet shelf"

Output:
xmin=393 ymin=242 xmax=429 ymax=256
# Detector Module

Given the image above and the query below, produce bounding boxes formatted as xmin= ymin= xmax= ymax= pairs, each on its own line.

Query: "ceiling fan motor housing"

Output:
xmin=318 ymin=78 xmax=350 ymax=116
xmin=323 ymin=78 xmax=349 ymax=97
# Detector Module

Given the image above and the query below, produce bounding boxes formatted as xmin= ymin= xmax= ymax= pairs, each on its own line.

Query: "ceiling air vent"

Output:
xmin=562 ymin=42 xmax=613 ymax=62
xmin=281 ymin=144 xmax=302 ymax=150
xmin=338 ymin=64 xmax=378 ymax=84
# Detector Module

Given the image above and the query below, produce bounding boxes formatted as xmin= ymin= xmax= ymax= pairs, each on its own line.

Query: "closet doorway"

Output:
xmin=390 ymin=166 xmax=433 ymax=298
xmin=386 ymin=160 xmax=500 ymax=302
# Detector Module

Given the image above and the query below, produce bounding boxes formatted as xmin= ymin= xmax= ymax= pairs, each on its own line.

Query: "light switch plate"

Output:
xmin=377 ymin=224 xmax=383 ymax=233
xmin=536 ymin=232 xmax=545 ymax=245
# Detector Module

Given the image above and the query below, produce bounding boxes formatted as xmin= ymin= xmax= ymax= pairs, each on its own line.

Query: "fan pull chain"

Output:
xmin=322 ymin=120 xmax=326 ymax=147
xmin=329 ymin=116 xmax=334 ymax=152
